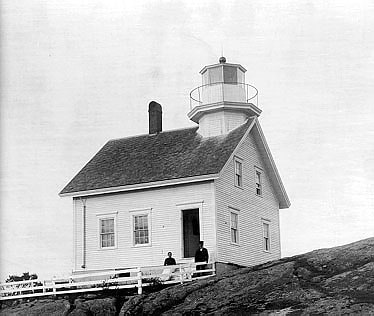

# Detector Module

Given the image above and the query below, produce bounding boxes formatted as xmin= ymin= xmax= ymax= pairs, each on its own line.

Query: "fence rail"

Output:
xmin=0 ymin=262 xmax=215 ymax=301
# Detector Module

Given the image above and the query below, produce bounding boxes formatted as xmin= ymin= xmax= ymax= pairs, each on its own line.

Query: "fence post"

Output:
xmin=137 ymin=268 xmax=142 ymax=295
xmin=179 ymin=264 xmax=184 ymax=284
xmin=52 ymin=277 xmax=56 ymax=296
xmin=43 ymin=280 xmax=46 ymax=293
xmin=212 ymin=262 xmax=216 ymax=276
xmin=188 ymin=262 xmax=192 ymax=280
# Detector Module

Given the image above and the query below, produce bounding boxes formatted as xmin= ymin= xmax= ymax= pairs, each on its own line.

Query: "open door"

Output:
xmin=182 ymin=209 xmax=200 ymax=258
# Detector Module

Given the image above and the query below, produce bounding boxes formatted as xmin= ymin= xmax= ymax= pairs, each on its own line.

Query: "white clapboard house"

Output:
xmin=60 ymin=57 xmax=290 ymax=275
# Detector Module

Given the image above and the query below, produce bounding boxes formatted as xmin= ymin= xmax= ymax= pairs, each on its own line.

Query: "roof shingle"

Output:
xmin=60 ymin=118 xmax=254 ymax=195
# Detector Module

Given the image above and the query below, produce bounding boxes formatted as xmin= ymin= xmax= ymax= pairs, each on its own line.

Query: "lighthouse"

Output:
xmin=188 ymin=57 xmax=261 ymax=137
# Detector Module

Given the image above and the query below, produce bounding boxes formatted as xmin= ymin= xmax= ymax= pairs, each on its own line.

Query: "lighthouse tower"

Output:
xmin=188 ymin=57 xmax=261 ymax=137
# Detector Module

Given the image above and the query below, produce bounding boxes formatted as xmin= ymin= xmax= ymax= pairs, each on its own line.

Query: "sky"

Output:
xmin=1 ymin=0 xmax=373 ymax=281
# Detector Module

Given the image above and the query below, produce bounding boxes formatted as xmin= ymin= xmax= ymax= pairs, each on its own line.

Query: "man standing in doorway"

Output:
xmin=195 ymin=241 xmax=209 ymax=271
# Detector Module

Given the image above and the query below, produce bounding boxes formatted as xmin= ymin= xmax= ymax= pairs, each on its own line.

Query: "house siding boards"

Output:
xmin=73 ymin=182 xmax=216 ymax=272
xmin=215 ymin=130 xmax=281 ymax=267
xmin=198 ymin=110 xmax=247 ymax=137
xmin=73 ymin=199 xmax=82 ymax=271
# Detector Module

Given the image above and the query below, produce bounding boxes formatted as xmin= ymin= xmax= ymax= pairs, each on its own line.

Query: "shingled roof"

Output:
xmin=60 ymin=118 xmax=255 ymax=195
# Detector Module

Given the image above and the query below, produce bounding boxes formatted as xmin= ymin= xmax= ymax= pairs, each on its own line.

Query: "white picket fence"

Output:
xmin=0 ymin=262 xmax=215 ymax=301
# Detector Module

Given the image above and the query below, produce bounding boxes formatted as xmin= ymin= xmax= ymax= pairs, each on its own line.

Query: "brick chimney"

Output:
xmin=148 ymin=101 xmax=162 ymax=134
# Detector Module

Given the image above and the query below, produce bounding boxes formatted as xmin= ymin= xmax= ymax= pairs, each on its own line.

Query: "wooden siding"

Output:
xmin=73 ymin=198 xmax=82 ymax=271
xmin=73 ymin=182 xmax=216 ymax=272
xmin=215 ymin=130 xmax=281 ymax=267
xmin=198 ymin=111 xmax=247 ymax=137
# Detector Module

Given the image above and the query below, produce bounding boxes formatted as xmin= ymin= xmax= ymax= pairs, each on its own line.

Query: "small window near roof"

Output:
xmin=234 ymin=158 xmax=243 ymax=188
xmin=262 ymin=221 xmax=270 ymax=252
xmin=255 ymin=168 xmax=262 ymax=196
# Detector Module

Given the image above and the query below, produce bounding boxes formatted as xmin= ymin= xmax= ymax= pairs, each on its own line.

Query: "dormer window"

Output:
xmin=255 ymin=167 xmax=262 ymax=196
xmin=234 ymin=157 xmax=243 ymax=188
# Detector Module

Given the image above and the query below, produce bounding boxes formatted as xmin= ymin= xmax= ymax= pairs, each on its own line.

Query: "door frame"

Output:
xmin=176 ymin=201 xmax=204 ymax=259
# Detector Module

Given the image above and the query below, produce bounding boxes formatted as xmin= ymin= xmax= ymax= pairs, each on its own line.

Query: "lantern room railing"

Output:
xmin=189 ymin=82 xmax=258 ymax=110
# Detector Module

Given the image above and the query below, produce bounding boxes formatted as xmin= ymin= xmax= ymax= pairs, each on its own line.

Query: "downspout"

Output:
xmin=79 ymin=197 xmax=87 ymax=269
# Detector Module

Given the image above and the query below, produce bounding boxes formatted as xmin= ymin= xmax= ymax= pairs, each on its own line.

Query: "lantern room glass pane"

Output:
xmin=202 ymin=72 xmax=209 ymax=85
xmin=208 ymin=67 xmax=223 ymax=84
xmin=237 ymin=69 xmax=245 ymax=83
xmin=223 ymin=66 xmax=237 ymax=83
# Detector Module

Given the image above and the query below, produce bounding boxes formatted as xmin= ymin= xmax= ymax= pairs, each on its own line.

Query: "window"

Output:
xmin=230 ymin=211 xmax=239 ymax=244
xmin=234 ymin=158 xmax=243 ymax=188
xmin=208 ymin=67 xmax=223 ymax=84
xmin=130 ymin=208 xmax=152 ymax=247
xmin=100 ymin=218 xmax=115 ymax=248
xmin=223 ymin=66 xmax=237 ymax=84
xmin=134 ymin=215 xmax=149 ymax=245
xmin=262 ymin=221 xmax=270 ymax=252
xmin=255 ymin=168 xmax=262 ymax=196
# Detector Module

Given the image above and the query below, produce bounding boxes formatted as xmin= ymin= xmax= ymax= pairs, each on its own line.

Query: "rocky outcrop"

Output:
xmin=119 ymin=237 xmax=374 ymax=315
xmin=0 ymin=298 xmax=71 ymax=316
xmin=69 ymin=297 xmax=117 ymax=316
xmin=1 ymin=237 xmax=374 ymax=315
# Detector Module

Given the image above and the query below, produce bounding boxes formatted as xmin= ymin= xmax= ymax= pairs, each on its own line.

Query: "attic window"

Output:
xmin=255 ymin=167 xmax=262 ymax=196
xmin=234 ymin=157 xmax=243 ymax=188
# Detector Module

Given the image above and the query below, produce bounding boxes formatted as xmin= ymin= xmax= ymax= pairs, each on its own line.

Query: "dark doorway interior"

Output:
xmin=182 ymin=209 xmax=200 ymax=258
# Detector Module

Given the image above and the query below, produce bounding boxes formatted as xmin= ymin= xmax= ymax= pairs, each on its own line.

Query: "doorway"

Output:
xmin=182 ymin=209 xmax=200 ymax=258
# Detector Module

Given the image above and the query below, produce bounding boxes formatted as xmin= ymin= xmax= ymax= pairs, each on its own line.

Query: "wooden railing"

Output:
xmin=0 ymin=262 xmax=215 ymax=301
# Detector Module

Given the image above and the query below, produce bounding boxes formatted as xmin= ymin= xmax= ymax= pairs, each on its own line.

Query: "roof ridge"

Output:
xmin=108 ymin=125 xmax=199 ymax=142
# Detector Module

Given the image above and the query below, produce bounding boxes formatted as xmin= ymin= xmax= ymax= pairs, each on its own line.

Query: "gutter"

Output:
xmin=59 ymin=174 xmax=219 ymax=198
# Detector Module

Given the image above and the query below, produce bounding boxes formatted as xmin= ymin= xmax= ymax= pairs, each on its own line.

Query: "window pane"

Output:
xmin=231 ymin=213 xmax=238 ymax=229
xmin=235 ymin=161 xmax=242 ymax=174
xmin=209 ymin=67 xmax=222 ymax=84
xmin=256 ymin=171 xmax=261 ymax=184
xmin=231 ymin=229 xmax=236 ymax=243
xmin=263 ymin=223 xmax=269 ymax=237
xmin=134 ymin=217 xmax=139 ymax=229
xmin=134 ymin=215 xmax=149 ymax=245
xmin=230 ymin=212 xmax=238 ymax=243
xmin=264 ymin=237 xmax=270 ymax=251
xmin=235 ymin=160 xmax=242 ymax=187
xmin=101 ymin=219 xmax=114 ymax=234
xmin=237 ymin=69 xmax=245 ymax=83
xmin=143 ymin=217 xmax=148 ymax=229
xmin=101 ymin=232 xmax=115 ymax=248
xmin=223 ymin=66 xmax=237 ymax=83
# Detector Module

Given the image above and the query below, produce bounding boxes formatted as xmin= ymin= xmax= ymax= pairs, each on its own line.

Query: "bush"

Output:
xmin=142 ymin=277 xmax=164 ymax=293
xmin=6 ymin=272 xmax=38 ymax=283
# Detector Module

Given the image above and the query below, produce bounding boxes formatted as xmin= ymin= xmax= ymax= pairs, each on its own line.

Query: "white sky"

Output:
xmin=1 ymin=0 xmax=373 ymax=280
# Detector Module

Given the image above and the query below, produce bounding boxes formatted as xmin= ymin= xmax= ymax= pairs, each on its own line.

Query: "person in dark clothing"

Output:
xmin=164 ymin=252 xmax=176 ymax=266
xmin=195 ymin=241 xmax=209 ymax=271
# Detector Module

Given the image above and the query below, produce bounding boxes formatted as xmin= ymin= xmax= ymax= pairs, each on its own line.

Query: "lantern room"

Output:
xmin=188 ymin=57 xmax=261 ymax=137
